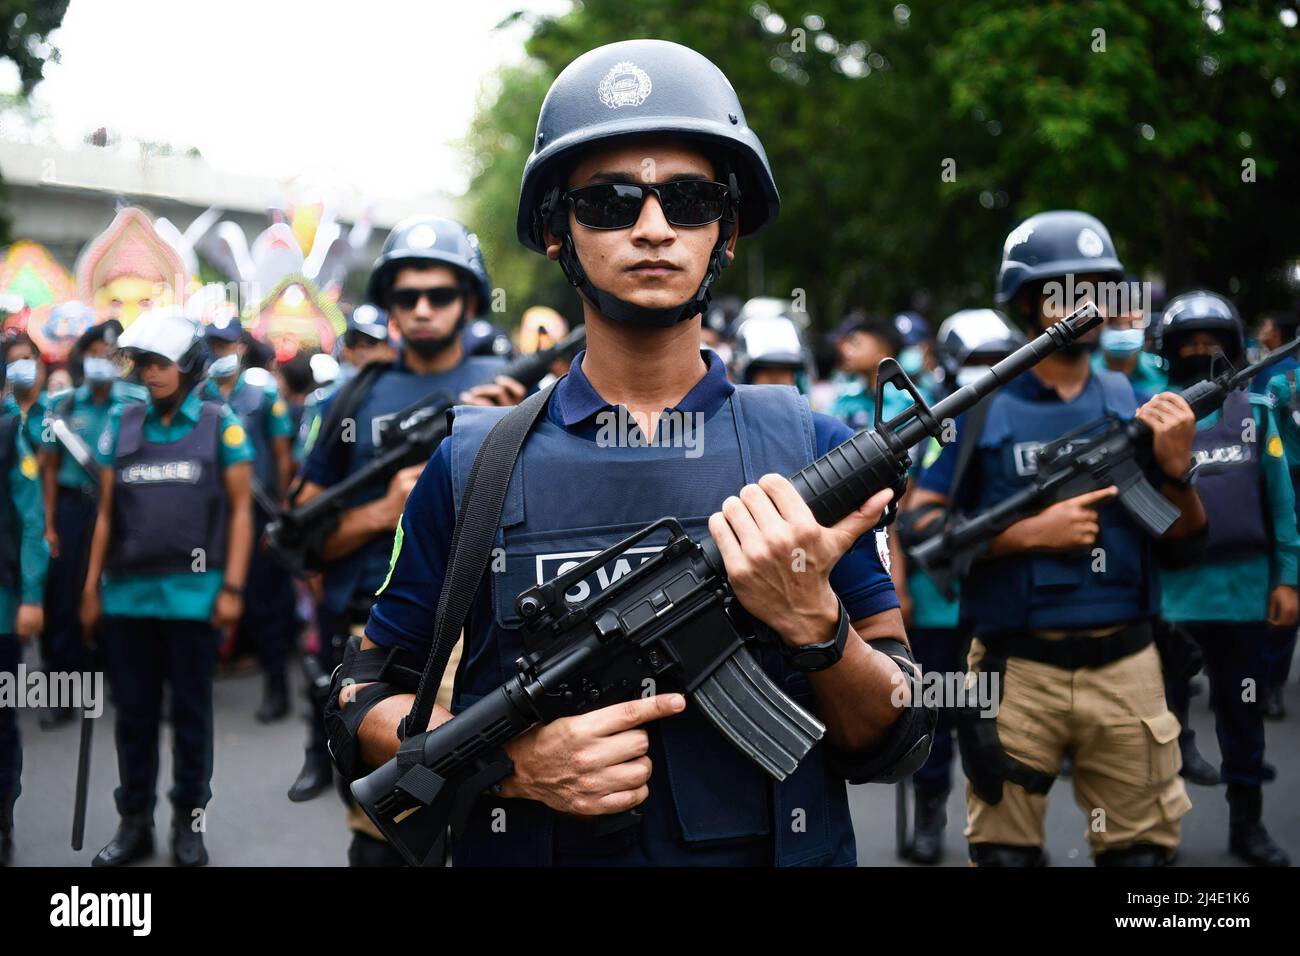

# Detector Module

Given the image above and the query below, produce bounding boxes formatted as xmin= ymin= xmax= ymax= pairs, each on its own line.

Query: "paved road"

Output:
xmin=9 ymin=650 xmax=1299 ymax=866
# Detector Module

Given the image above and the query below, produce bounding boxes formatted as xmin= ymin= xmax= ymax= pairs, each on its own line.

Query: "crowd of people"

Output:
xmin=1 ymin=38 xmax=1297 ymax=869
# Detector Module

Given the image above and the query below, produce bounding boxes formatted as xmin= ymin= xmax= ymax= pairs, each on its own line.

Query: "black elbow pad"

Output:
xmin=323 ymin=635 xmax=425 ymax=782
xmin=824 ymin=639 xmax=936 ymax=785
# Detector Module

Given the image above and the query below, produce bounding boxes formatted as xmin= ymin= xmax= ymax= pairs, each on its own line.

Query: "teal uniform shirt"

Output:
xmin=42 ymin=384 xmax=133 ymax=493
xmin=93 ymin=389 xmax=255 ymax=621
xmin=0 ymin=403 xmax=49 ymax=632
xmin=907 ymin=433 xmax=960 ymax=629
xmin=200 ymin=371 xmax=295 ymax=441
xmin=1258 ymin=368 xmax=1300 ymax=481
xmin=1091 ymin=350 xmax=1167 ymax=397
xmin=12 ymin=390 xmax=47 ymax=456
xmin=1161 ymin=398 xmax=1299 ymax=623
xmin=831 ymin=373 xmax=914 ymax=432
xmin=295 ymin=382 xmax=338 ymax=460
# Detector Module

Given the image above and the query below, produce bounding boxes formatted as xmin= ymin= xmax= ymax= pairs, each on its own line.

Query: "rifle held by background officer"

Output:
xmin=349 ymin=303 xmax=1102 ymax=866
xmin=265 ymin=326 xmax=586 ymax=572
xmin=909 ymin=335 xmax=1300 ymax=595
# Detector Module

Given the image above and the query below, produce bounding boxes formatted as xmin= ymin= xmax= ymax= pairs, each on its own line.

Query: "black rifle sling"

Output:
xmin=399 ymin=381 xmax=558 ymax=740
xmin=946 ymin=395 xmax=991 ymax=505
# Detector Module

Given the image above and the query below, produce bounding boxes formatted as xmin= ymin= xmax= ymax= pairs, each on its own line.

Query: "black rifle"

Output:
xmin=265 ymin=326 xmax=586 ymax=572
xmin=908 ymin=336 xmax=1300 ymax=596
xmin=350 ymin=304 xmax=1103 ymax=866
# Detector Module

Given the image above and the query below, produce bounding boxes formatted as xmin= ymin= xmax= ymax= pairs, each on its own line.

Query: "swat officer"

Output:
xmin=894 ymin=308 xmax=1027 ymax=864
xmin=38 ymin=319 xmax=134 ymax=728
xmin=1155 ymin=291 xmax=1296 ymax=866
xmin=200 ymin=316 xmax=296 ymax=721
xmin=286 ymin=217 xmax=509 ymax=860
xmin=908 ymin=210 xmax=1204 ymax=866
xmin=79 ymin=308 xmax=254 ymax=867
xmin=0 ymin=356 xmax=48 ymax=865
xmin=329 ymin=39 xmax=934 ymax=867
xmin=296 ymin=306 xmax=393 ymax=464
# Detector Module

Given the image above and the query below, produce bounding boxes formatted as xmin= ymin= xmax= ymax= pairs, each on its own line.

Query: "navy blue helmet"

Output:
xmin=365 ymin=216 xmax=492 ymax=315
xmin=996 ymin=210 xmax=1124 ymax=305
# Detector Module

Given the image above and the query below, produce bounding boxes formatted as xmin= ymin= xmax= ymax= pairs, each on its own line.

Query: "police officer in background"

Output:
xmin=1154 ymin=291 xmax=1296 ymax=867
xmin=200 ymin=316 xmax=296 ymax=721
xmin=1091 ymin=276 xmax=1167 ymax=398
xmin=329 ymin=39 xmax=933 ymax=867
xmin=729 ymin=306 xmax=810 ymax=389
xmin=296 ymin=305 xmax=394 ymax=463
xmin=1249 ymin=309 xmax=1300 ymax=720
xmin=831 ymin=313 xmax=912 ymax=431
xmin=909 ymin=210 xmax=1204 ymax=866
xmin=894 ymin=308 xmax=1027 ymax=864
xmin=286 ymin=217 xmax=509 ymax=859
xmin=38 ymin=318 xmax=132 ymax=728
xmin=3 ymin=333 xmax=47 ymax=455
xmin=0 ymin=356 xmax=48 ymax=865
xmin=80 ymin=308 xmax=254 ymax=867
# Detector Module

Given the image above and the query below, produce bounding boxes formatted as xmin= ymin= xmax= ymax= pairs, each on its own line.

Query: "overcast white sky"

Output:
xmin=8 ymin=0 xmax=569 ymax=200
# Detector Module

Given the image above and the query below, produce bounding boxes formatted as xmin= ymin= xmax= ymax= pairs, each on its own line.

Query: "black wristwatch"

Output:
xmin=783 ymin=602 xmax=850 ymax=673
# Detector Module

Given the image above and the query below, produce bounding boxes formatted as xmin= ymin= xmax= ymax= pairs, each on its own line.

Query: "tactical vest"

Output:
xmin=445 ymin=385 xmax=858 ymax=866
xmin=961 ymin=370 xmax=1158 ymax=634
xmin=322 ymin=355 xmax=507 ymax=616
xmin=0 ymin=413 xmax=21 ymax=590
xmin=107 ymin=401 xmax=229 ymax=577
xmin=226 ymin=375 xmax=278 ymax=495
xmin=1192 ymin=391 xmax=1268 ymax=557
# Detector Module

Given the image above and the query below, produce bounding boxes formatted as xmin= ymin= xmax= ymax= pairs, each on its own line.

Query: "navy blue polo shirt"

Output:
xmin=367 ymin=349 xmax=899 ymax=654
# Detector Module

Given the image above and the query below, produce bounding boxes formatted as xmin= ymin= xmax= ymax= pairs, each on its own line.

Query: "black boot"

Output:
xmin=908 ymin=788 xmax=948 ymax=865
xmin=1095 ymin=842 xmax=1172 ymax=866
xmin=1227 ymin=784 xmax=1290 ymax=867
xmin=1262 ymin=685 xmax=1286 ymax=721
xmin=256 ymin=672 xmax=289 ymax=723
xmin=171 ymin=809 xmax=209 ymax=867
xmin=1180 ymin=739 xmax=1221 ymax=787
xmin=92 ymin=812 xmax=154 ymax=867
xmin=0 ymin=791 xmax=15 ymax=866
xmin=287 ymin=749 xmax=333 ymax=803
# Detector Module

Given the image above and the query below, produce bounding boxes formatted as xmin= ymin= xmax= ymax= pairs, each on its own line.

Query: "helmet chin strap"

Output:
xmin=544 ymin=172 xmax=739 ymax=330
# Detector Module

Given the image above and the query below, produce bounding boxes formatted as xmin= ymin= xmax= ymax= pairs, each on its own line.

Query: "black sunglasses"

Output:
xmin=390 ymin=286 xmax=463 ymax=310
xmin=565 ymin=180 xmax=731 ymax=230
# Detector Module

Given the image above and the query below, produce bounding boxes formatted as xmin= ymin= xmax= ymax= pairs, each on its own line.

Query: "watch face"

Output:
xmin=794 ymin=648 xmax=835 ymax=672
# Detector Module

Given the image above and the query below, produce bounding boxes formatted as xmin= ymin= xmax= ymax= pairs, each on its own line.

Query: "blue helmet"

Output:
xmin=463 ymin=318 xmax=514 ymax=359
xmin=996 ymin=210 xmax=1124 ymax=305
xmin=517 ymin=40 xmax=780 ymax=328
xmin=365 ymin=216 xmax=492 ymax=314
xmin=346 ymin=304 xmax=389 ymax=342
xmin=1154 ymin=290 xmax=1243 ymax=362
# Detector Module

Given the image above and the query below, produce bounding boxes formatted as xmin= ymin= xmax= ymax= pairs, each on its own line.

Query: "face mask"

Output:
xmin=83 ymin=356 xmax=118 ymax=383
xmin=209 ymin=353 xmax=240 ymax=379
xmin=1168 ymin=353 xmax=1217 ymax=386
xmin=6 ymin=359 xmax=37 ymax=391
xmin=1099 ymin=327 xmax=1145 ymax=357
xmin=899 ymin=346 xmax=925 ymax=376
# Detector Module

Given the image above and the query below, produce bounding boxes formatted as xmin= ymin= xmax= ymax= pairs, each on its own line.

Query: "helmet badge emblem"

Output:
xmin=598 ymin=61 xmax=652 ymax=109
xmin=1076 ymin=227 xmax=1105 ymax=258
xmin=407 ymin=224 xmax=437 ymax=250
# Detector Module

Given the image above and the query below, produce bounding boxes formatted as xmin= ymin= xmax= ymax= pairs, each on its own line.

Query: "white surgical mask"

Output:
xmin=1099 ymin=327 xmax=1145 ymax=357
xmin=83 ymin=356 xmax=117 ymax=383
xmin=209 ymin=353 xmax=240 ymax=379
xmin=6 ymin=358 xmax=37 ymax=390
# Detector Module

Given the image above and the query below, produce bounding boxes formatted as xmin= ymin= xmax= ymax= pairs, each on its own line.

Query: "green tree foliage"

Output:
xmin=0 ymin=0 xmax=71 ymax=243
xmin=462 ymin=1 xmax=1300 ymax=329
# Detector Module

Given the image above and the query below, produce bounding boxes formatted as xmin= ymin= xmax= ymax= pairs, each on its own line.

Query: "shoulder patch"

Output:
xmin=1267 ymin=434 xmax=1284 ymax=458
xmin=272 ymin=399 xmax=287 ymax=417
xmin=19 ymin=454 xmax=38 ymax=479
xmin=223 ymin=423 xmax=247 ymax=448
